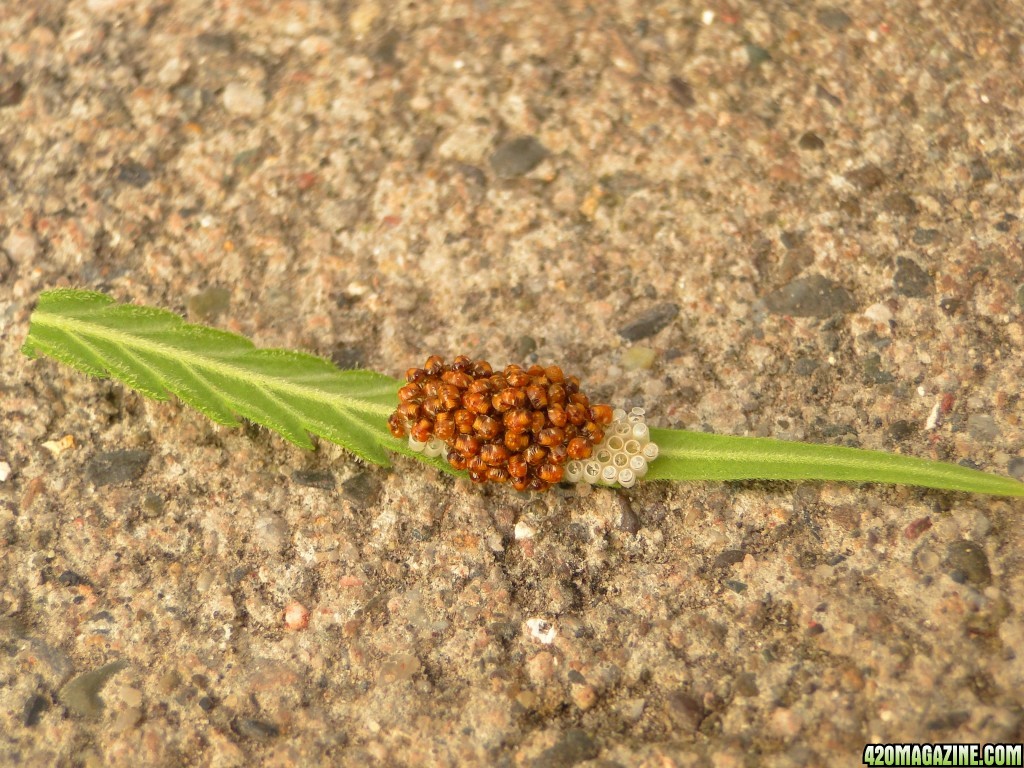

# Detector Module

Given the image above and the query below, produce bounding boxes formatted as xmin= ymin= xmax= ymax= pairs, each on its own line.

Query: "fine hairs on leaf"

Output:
xmin=22 ymin=288 xmax=1024 ymax=498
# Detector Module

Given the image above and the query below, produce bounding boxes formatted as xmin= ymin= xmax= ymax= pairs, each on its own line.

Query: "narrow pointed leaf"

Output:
xmin=645 ymin=427 xmax=1024 ymax=497
xmin=22 ymin=288 xmax=400 ymax=466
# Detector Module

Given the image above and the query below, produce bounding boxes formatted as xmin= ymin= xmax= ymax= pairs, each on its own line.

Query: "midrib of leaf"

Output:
xmin=645 ymin=427 xmax=1024 ymax=497
xmin=40 ymin=313 xmax=395 ymax=417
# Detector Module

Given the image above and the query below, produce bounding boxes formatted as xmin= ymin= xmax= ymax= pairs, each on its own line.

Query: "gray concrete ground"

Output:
xmin=2 ymin=0 xmax=1024 ymax=765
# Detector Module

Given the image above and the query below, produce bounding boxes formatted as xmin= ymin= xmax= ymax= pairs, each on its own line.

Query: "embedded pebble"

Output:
xmin=763 ymin=275 xmax=856 ymax=317
xmin=291 ymin=469 xmax=336 ymax=490
xmin=255 ymin=515 xmax=290 ymax=553
xmin=514 ymin=521 xmax=536 ymax=540
xmin=283 ymin=601 xmax=310 ymax=631
xmin=620 ymin=346 xmax=656 ymax=370
xmin=664 ymin=689 xmax=705 ymax=732
xmin=3 ymin=228 xmax=39 ymax=263
xmin=618 ymin=303 xmax=679 ymax=341
xmin=893 ymin=257 xmax=933 ymax=297
xmin=22 ymin=694 xmax=49 ymax=727
xmin=222 ymin=82 xmax=266 ymax=115
xmin=525 ymin=618 xmax=556 ymax=644
xmin=532 ymin=729 xmax=599 ymax=768
xmin=58 ymin=660 xmax=128 ymax=718
xmin=944 ymin=540 xmax=992 ymax=587
xmin=340 ymin=472 xmax=380 ymax=505
xmin=966 ymin=414 xmax=999 ymax=442
xmin=85 ymin=450 xmax=151 ymax=487
xmin=1008 ymin=457 xmax=1024 ymax=480
xmin=489 ymin=136 xmax=548 ymax=178
xmin=233 ymin=718 xmax=280 ymax=740
xmin=188 ymin=287 xmax=231 ymax=320
xmin=816 ymin=7 xmax=852 ymax=31
xmin=117 ymin=161 xmax=151 ymax=188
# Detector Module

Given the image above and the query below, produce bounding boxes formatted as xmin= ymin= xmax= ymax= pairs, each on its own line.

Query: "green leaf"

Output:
xmin=645 ymin=427 xmax=1024 ymax=497
xmin=23 ymin=289 xmax=1024 ymax=498
xmin=22 ymin=288 xmax=405 ymax=466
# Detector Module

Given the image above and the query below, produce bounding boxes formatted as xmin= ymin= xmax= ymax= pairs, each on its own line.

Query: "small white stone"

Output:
xmin=3 ymin=228 xmax=39 ymax=263
xmin=514 ymin=521 xmax=536 ymax=540
xmin=284 ymin=601 xmax=310 ymax=631
xmin=223 ymin=82 xmax=266 ymax=116
xmin=0 ymin=461 xmax=10 ymax=482
xmin=157 ymin=57 xmax=189 ymax=87
xmin=863 ymin=302 xmax=893 ymax=324
xmin=525 ymin=617 xmax=556 ymax=645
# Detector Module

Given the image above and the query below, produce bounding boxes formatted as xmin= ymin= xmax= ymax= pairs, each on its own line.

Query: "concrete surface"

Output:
xmin=2 ymin=0 xmax=1023 ymax=765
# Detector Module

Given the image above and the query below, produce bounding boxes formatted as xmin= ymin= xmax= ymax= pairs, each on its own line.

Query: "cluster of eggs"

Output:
xmin=564 ymin=407 xmax=659 ymax=489
xmin=388 ymin=355 xmax=659 ymax=491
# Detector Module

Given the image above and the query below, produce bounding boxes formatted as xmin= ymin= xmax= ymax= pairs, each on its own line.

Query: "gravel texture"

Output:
xmin=2 ymin=1 xmax=1024 ymax=765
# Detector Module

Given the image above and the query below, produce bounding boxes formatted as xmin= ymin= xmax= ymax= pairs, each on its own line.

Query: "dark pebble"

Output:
xmin=668 ymin=76 xmax=695 ymax=109
xmin=861 ymin=353 xmax=895 ymax=385
xmin=292 ymin=469 xmax=336 ymax=490
xmin=779 ymin=244 xmax=815 ymax=282
xmin=490 ymin=136 xmax=548 ymax=178
xmin=188 ymin=286 xmax=231 ymax=320
xmin=816 ymin=84 xmax=842 ymax=106
xmin=925 ymin=711 xmax=971 ymax=731
xmin=58 ymin=659 xmax=129 ymax=718
xmin=887 ymin=419 xmax=916 ymax=441
xmin=844 ymin=164 xmax=885 ymax=191
xmin=966 ymin=414 xmax=999 ymax=442
xmin=531 ymin=728 xmax=599 ymax=768
xmin=330 ymin=344 xmax=367 ymax=370
xmin=939 ymin=297 xmax=962 ymax=315
xmin=514 ymin=335 xmax=538 ymax=360
xmin=725 ymin=579 xmax=747 ymax=593
xmin=57 ymin=570 xmax=89 ymax=587
xmin=664 ymin=689 xmax=705 ymax=732
xmin=373 ymin=29 xmax=401 ymax=64
xmin=745 ymin=44 xmax=771 ymax=66
xmin=618 ymin=302 xmax=679 ymax=341
xmin=798 ymin=132 xmax=825 ymax=150
xmin=904 ymin=516 xmax=932 ymax=540
xmin=23 ymin=693 xmax=49 ymax=727
xmin=0 ymin=249 xmax=12 ymax=282
xmin=969 ymin=159 xmax=992 ymax=183
xmin=779 ymin=230 xmax=803 ymax=249
xmin=142 ymin=492 xmax=165 ymax=519
xmin=0 ymin=79 xmax=27 ymax=108
xmin=816 ymin=7 xmax=853 ymax=31
xmin=884 ymin=192 xmax=917 ymax=217
xmin=912 ymin=228 xmax=940 ymax=245
xmin=195 ymin=32 xmax=236 ymax=54
xmin=763 ymin=274 xmax=856 ymax=317
xmin=340 ymin=472 xmax=380 ymax=506
xmin=735 ymin=673 xmax=759 ymax=697
xmin=1008 ymin=457 xmax=1024 ymax=480
xmin=792 ymin=357 xmax=820 ymax=376
xmin=714 ymin=549 xmax=746 ymax=568
xmin=599 ymin=170 xmax=648 ymax=196
xmin=233 ymin=718 xmax=281 ymax=740
xmin=85 ymin=450 xmax=151 ymax=487
xmin=117 ymin=161 xmax=152 ymax=188
xmin=1017 ymin=284 xmax=1024 ymax=312
xmin=943 ymin=540 xmax=991 ymax=587
xmin=616 ymin=497 xmax=640 ymax=535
